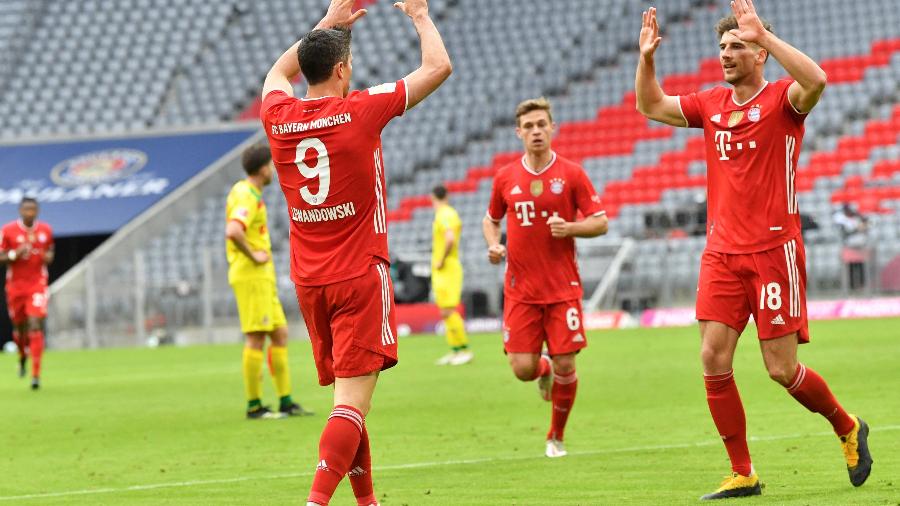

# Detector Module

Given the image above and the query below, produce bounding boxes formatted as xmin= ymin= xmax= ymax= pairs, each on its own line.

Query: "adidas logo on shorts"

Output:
xmin=572 ymin=333 xmax=585 ymax=343
xmin=316 ymin=459 xmax=329 ymax=471
xmin=348 ymin=466 xmax=367 ymax=477
xmin=770 ymin=314 xmax=786 ymax=325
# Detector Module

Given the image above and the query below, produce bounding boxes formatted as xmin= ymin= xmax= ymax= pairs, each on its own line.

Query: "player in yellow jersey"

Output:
xmin=226 ymin=145 xmax=312 ymax=419
xmin=430 ymin=185 xmax=472 ymax=366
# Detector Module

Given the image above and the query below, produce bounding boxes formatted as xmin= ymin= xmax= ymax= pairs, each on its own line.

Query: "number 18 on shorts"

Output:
xmin=697 ymin=238 xmax=809 ymax=342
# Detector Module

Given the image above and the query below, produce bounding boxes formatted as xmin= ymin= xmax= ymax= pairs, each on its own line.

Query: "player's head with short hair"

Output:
xmin=19 ymin=196 xmax=38 ymax=223
xmin=241 ymin=145 xmax=275 ymax=186
xmin=515 ymin=97 xmax=553 ymax=126
xmin=715 ymin=15 xmax=774 ymax=84
xmin=515 ymin=97 xmax=555 ymax=155
xmin=298 ymin=27 xmax=353 ymax=97
xmin=431 ymin=185 xmax=448 ymax=207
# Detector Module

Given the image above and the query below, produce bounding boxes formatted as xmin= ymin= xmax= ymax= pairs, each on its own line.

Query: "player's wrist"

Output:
xmin=754 ymin=30 xmax=777 ymax=50
xmin=409 ymin=12 xmax=431 ymax=24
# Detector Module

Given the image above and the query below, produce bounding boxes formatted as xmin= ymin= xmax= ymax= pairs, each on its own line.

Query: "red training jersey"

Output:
xmin=487 ymin=152 xmax=605 ymax=304
xmin=680 ymin=79 xmax=806 ymax=253
xmin=1 ymin=220 xmax=53 ymax=296
xmin=261 ymin=80 xmax=408 ymax=286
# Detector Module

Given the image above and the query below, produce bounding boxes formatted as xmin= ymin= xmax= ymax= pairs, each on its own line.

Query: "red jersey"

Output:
xmin=680 ymin=79 xmax=806 ymax=253
xmin=487 ymin=153 xmax=605 ymax=304
xmin=261 ymin=80 xmax=408 ymax=286
xmin=1 ymin=220 xmax=53 ymax=296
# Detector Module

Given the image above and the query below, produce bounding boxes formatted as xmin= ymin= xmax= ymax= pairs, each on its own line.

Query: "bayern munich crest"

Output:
xmin=550 ymin=178 xmax=565 ymax=195
xmin=748 ymin=106 xmax=761 ymax=122
xmin=50 ymin=149 xmax=148 ymax=187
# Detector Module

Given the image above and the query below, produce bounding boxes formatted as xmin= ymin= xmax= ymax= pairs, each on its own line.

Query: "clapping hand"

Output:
xmin=639 ymin=7 xmax=662 ymax=60
xmin=729 ymin=0 xmax=769 ymax=45
xmin=321 ymin=0 xmax=367 ymax=29
xmin=394 ymin=0 xmax=429 ymax=20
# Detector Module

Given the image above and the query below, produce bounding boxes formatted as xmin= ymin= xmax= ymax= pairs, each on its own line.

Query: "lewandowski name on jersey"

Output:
xmin=290 ymin=202 xmax=357 ymax=224
xmin=261 ymin=80 xmax=408 ymax=286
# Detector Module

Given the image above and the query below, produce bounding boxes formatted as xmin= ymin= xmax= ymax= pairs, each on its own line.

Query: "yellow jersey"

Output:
xmin=226 ymin=180 xmax=276 ymax=284
xmin=431 ymin=204 xmax=462 ymax=272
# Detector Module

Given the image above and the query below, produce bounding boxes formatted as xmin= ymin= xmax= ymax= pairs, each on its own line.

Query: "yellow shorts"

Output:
xmin=231 ymin=279 xmax=287 ymax=334
xmin=432 ymin=265 xmax=463 ymax=309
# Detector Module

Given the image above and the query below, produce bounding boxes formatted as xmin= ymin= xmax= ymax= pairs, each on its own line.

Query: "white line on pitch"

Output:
xmin=2 ymin=424 xmax=896 ymax=502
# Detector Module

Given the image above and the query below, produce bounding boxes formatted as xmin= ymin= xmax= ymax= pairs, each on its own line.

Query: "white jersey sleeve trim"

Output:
xmin=675 ymin=96 xmax=690 ymax=127
xmin=785 ymin=84 xmax=811 ymax=115
xmin=402 ymin=77 xmax=410 ymax=114
xmin=485 ymin=211 xmax=502 ymax=223
xmin=591 ymin=211 xmax=607 ymax=217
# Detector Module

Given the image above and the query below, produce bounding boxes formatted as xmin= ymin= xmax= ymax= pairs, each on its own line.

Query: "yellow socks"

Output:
xmin=243 ymin=347 xmax=264 ymax=408
xmin=444 ymin=311 xmax=468 ymax=349
xmin=268 ymin=345 xmax=292 ymax=401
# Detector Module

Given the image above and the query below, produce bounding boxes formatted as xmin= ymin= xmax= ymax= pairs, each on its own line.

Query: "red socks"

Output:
xmin=12 ymin=330 xmax=26 ymax=360
xmin=348 ymin=425 xmax=377 ymax=506
xmin=704 ymin=371 xmax=752 ymax=476
xmin=530 ymin=355 xmax=551 ymax=381
xmin=308 ymin=405 xmax=364 ymax=506
xmin=786 ymin=363 xmax=856 ymax=436
xmin=28 ymin=330 xmax=43 ymax=379
xmin=703 ymin=363 xmax=855 ymax=476
xmin=547 ymin=371 xmax=577 ymax=441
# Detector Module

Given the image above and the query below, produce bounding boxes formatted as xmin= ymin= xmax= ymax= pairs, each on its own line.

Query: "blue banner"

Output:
xmin=0 ymin=130 xmax=256 ymax=237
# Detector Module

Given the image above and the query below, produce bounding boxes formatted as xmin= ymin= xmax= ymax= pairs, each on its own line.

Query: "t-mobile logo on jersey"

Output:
xmin=714 ymin=130 xmax=758 ymax=161
xmin=514 ymin=201 xmax=536 ymax=226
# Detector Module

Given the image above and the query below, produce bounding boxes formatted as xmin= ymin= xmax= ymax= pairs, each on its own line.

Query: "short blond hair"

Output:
xmin=515 ymin=97 xmax=553 ymax=126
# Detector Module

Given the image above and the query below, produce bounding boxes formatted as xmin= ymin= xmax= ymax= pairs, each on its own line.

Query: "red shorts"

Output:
xmin=502 ymin=298 xmax=587 ymax=356
xmin=6 ymin=289 xmax=48 ymax=325
xmin=295 ymin=262 xmax=398 ymax=386
xmin=697 ymin=236 xmax=809 ymax=342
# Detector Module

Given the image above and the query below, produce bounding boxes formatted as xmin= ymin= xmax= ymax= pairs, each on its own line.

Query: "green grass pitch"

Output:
xmin=1 ymin=318 xmax=898 ymax=505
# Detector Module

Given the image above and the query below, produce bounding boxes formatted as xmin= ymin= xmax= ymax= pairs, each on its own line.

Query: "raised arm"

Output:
xmin=394 ymin=0 xmax=452 ymax=110
xmin=635 ymin=7 xmax=688 ymax=127
xmin=729 ymin=0 xmax=826 ymax=113
xmin=261 ymin=0 xmax=367 ymax=99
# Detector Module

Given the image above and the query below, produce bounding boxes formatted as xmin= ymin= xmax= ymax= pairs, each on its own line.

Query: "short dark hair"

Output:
xmin=715 ymin=15 xmax=773 ymax=39
xmin=20 ymin=197 xmax=38 ymax=207
xmin=241 ymin=145 xmax=272 ymax=175
xmin=432 ymin=185 xmax=448 ymax=200
xmin=298 ymin=27 xmax=352 ymax=85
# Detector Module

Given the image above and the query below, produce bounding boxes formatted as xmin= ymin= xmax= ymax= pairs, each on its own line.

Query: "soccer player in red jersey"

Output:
xmin=636 ymin=1 xmax=872 ymax=499
xmin=1 ymin=197 xmax=54 ymax=390
xmin=260 ymin=0 xmax=450 ymax=504
xmin=482 ymin=98 xmax=608 ymax=458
